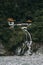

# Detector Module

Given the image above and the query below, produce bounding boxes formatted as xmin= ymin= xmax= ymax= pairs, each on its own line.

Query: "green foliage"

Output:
xmin=33 ymin=9 xmax=43 ymax=22
xmin=0 ymin=0 xmax=43 ymax=21
xmin=27 ymin=22 xmax=43 ymax=42
xmin=0 ymin=24 xmax=25 ymax=51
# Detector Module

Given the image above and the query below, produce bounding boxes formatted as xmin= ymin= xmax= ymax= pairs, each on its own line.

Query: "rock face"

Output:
xmin=0 ymin=41 xmax=6 ymax=55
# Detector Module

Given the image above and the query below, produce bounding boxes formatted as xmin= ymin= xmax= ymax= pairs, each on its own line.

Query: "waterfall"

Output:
xmin=22 ymin=28 xmax=32 ymax=55
xmin=15 ymin=26 xmax=32 ymax=56
xmin=25 ymin=30 xmax=32 ymax=46
xmin=15 ymin=47 xmax=21 ymax=55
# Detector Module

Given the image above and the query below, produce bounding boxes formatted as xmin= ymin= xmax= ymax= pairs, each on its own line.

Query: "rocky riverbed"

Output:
xmin=0 ymin=53 xmax=43 ymax=65
xmin=0 ymin=45 xmax=43 ymax=65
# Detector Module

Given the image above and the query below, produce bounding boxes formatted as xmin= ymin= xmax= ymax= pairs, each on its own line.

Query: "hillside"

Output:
xmin=0 ymin=0 xmax=43 ymax=55
xmin=0 ymin=0 xmax=43 ymax=22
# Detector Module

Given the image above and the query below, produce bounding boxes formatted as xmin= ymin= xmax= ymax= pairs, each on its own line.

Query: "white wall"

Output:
xmin=8 ymin=22 xmax=14 ymax=28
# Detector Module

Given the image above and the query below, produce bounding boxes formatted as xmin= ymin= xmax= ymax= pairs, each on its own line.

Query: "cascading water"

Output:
xmin=25 ymin=30 xmax=32 ymax=55
xmin=15 ymin=26 xmax=32 ymax=56
xmin=22 ymin=28 xmax=32 ymax=55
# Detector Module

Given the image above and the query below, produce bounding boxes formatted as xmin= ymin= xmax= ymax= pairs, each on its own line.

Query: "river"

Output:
xmin=0 ymin=53 xmax=43 ymax=65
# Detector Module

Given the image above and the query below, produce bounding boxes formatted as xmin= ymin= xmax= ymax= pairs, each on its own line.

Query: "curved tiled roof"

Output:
xmin=7 ymin=18 xmax=15 ymax=22
xmin=26 ymin=20 xmax=32 ymax=23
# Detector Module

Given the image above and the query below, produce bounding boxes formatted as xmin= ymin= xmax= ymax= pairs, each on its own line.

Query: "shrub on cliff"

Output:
xmin=27 ymin=22 xmax=43 ymax=42
xmin=0 ymin=24 xmax=25 ymax=52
